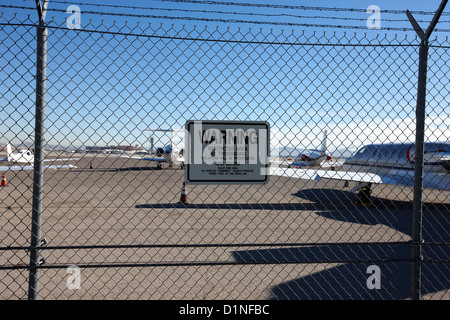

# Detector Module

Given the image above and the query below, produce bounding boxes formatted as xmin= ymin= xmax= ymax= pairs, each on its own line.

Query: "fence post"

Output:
xmin=406 ymin=0 xmax=447 ymax=300
xmin=410 ymin=37 xmax=428 ymax=302
xmin=28 ymin=0 xmax=48 ymax=300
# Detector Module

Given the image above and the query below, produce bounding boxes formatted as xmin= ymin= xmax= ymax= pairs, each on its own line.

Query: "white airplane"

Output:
xmin=0 ymin=144 xmax=78 ymax=171
xmin=274 ymin=130 xmax=334 ymax=168
xmin=271 ymin=141 xmax=450 ymax=205
xmin=118 ymin=129 xmax=185 ymax=169
xmin=142 ymin=144 xmax=185 ymax=169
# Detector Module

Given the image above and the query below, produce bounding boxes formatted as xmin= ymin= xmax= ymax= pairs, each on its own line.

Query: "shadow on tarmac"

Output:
xmin=136 ymin=187 xmax=450 ymax=300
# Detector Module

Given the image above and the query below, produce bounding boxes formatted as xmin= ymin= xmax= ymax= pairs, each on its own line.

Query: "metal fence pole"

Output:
xmin=28 ymin=0 xmax=48 ymax=300
xmin=407 ymin=0 xmax=448 ymax=300
xmin=410 ymin=38 xmax=428 ymax=302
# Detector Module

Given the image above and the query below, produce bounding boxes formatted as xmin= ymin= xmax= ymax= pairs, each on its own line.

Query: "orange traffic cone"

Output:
xmin=1 ymin=173 xmax=7 ymax=187
xmin=178 ymin=182 xmax=189 ymax=204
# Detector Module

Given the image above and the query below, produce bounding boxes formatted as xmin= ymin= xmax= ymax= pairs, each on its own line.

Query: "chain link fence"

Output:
xmin=0 ymin=12 xmax=449 ymax=300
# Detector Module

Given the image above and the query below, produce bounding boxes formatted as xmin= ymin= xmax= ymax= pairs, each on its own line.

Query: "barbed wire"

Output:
xmin=2 ymin=4 xmax=450 ymax=32
xmin=25 ymin=0 xmax=450 ymax=24
xmin=28 ymin=0 xmax=443 ymax=16
xmin=160 ymin=0 xmax=450 ymax=16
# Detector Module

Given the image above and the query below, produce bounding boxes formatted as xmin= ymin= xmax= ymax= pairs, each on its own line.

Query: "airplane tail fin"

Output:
xmin=6 ymin=144 xmax=12 ymax=161
xmin=319 ymin=130 xmax=328 ymax=154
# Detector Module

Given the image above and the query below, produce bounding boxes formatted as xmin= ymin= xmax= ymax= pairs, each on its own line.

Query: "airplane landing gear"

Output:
xmin=353 ymin=182 xmax=373 ymax=207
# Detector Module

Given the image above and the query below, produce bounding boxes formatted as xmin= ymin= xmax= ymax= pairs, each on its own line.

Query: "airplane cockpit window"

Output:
xmin=366 ymin=145 xmax=379 ymax=158
xmin=352 ymin=146 xmax=367 ymax=159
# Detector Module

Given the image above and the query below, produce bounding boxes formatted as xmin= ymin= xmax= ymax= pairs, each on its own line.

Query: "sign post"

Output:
xmin=185 ymin=120 xmax=270 ymax=185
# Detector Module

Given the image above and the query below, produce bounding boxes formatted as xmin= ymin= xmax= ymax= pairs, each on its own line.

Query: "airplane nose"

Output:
xmin=326 ymin=155 xmax=333 ymax=161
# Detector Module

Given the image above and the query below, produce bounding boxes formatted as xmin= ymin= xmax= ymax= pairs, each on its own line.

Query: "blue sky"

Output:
xmin=0 ymin=1 xmax=449 ymax=152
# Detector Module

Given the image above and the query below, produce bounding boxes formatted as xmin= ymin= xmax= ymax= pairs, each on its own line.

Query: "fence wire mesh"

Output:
xmin=0 ymin=13 xmax=449 ymax=300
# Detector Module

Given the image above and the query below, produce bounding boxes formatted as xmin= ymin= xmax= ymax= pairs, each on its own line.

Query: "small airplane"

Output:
xmin=273 ymin=130 xmax=334 ymax=168
xmin=117 ymin=129 xmax=185 ymax=169
xmin=142 ymin=144 xmax=185 ymax=169
xmin=271 ymin=141 xmax=450 ymax=205
xmin=0 ymin=144 xmax=78 ymax=171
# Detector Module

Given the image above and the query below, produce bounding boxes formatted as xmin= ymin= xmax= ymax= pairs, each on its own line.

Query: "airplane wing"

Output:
xmin=108 ymin=153 xmax=168 ymax=162
xmin=320 ymin=161 xmax=346 ymax=168
xmin=142 ymin=155 xmax=184 ymax=164
xmin=108 ymin=154 xmax=170 ymax=164
xmin=142 ymin=156 xmax=167 ymax=162
xmin=270 ymin=167 xmax=450 ymax=191
xmin=271 ymin=159 xmax=292 ymax=166
xmin=270 ymin=167 xmax=382 ymax=183
xmin=290 ymin=161 xmax=311 ymax=168
xmin=43 ymin=158 xmax=81 ymax=162
xmin=271 ymin=159 xmax=345 ymax=168
xmin=109 ymin=154 xmax=149 ymax=160
xmin=271 ymin=159 xmax=319 ymax=168
xmin=0 ymin=164 xmax=77 ymax=171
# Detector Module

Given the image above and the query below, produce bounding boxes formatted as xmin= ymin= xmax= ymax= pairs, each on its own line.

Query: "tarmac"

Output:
xmin=0 ymin=152 xmax=449 ymax=300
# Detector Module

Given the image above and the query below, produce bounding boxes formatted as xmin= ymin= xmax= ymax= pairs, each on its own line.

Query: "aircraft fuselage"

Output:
xmin=343 ymin=142 xmax=450 ymax=174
